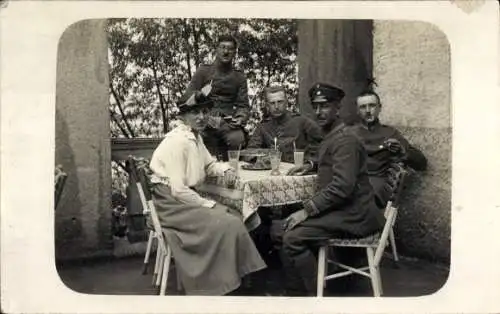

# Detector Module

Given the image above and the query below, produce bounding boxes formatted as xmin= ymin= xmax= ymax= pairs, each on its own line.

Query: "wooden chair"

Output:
xmin=54 ymin=165 xmax=67 ymax=210
xmin=316 ymin=163 xmax=408 ymax=297
xmin=127 ymin=156 xmax=179 ymax=295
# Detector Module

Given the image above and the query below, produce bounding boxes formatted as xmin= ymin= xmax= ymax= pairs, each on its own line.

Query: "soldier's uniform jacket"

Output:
xmin=350 ymin=120 xmax=427 ymax=176
xmin=185 ymin=63 xmax=250 ymax=121
xmin=247 ymin=112 xmax=323 ymax=164
xmin=302 ymin=122 xmax=385 ymax=237
xmin=350 ymin=119 xmax=427 ymax=208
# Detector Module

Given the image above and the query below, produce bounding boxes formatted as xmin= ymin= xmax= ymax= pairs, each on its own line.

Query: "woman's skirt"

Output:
xmin=152 ymin=184 xmax=267 ymax=295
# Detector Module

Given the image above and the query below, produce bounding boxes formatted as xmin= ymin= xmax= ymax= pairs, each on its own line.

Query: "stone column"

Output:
xmin=297 ymin=19 xmax=373 ymax=124
xmin=55 ymin=19 xmax=112 ymax=261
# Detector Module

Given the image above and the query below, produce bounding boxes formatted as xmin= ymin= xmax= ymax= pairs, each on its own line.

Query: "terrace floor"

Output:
xmin=57 ymin=238 xmax=449 ymax=297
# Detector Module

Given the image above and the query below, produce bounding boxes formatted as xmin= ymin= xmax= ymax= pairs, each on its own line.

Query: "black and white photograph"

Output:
xmin=55 ymin=17 xmax=450 ymax=297
xmin=2 ymin=1 xmax=500 ymax=313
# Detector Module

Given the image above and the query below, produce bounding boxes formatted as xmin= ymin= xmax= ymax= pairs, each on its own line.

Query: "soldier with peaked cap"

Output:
xmin=308 ymin=82 xmax=347 ymax=132
xmin=247 ymin=85 xmax=323 ymax=163
xmin=149 ymin=91 xmax=266 ymax=296
xmin=351 ymin=81 xmax=427 ymax=208
xmin=284 ymin=83 xmax=347 ymax=176
xmin=184 ymin=33 xmax=250 ymax=160
xmin=281 ymin=82 xmax=384 ymax=296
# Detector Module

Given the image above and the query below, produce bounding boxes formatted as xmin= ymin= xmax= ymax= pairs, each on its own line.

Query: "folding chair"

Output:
xmin=54 ymin=165 xmax=67 ymax=210
xmin=316 ymin=163 xmax=408 ymax=297
xmin=127 ymin=156 xmax=180 ymax=295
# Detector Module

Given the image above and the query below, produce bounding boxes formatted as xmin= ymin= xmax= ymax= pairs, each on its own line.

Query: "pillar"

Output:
xmin=55 ymin=19 xmax=112 ymax=261
xmin=297 ymin=19 xmax=373 ymax=124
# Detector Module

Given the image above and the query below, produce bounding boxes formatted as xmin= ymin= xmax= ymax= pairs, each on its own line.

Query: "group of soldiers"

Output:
xmin=176 ymin=33 xmax=428 ymax=296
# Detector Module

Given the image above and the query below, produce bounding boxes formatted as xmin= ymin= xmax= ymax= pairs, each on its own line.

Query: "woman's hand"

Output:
xmin=224 ymin=168 xmax=238 ymax=187
xmin=212 ymin=202 xmax=231 ymax=213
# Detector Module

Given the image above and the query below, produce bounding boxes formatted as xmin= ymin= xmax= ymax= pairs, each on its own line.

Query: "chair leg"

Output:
xmin=316 ymin=246 xmax=327 ymax=297
xmin=366 ymin=247 xmax=382 ymax=297
xmin=155 ymin=248 xmax=165 ymax=288
xmin=375 ymin=264 xmax=383 ymax=296
xmin=389 ymin=229 xmax=399 ymax=262
xmin=160 ymin=246 xmax=172 ymax=295
xmin=142 ymin=230 xmax=155 ymax=274
xmin=152 ymin=241 xmax=161 ymax=285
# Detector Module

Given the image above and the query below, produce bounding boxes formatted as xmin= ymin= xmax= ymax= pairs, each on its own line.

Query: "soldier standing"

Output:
xmin=184 ymin=34 xmax=250 ymax=160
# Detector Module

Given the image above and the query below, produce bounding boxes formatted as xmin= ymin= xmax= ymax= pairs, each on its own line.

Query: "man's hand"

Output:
xmin=286 ymin=163 xmax=313 ymax=176
xmin=228 ymin=117 xmax=244 ymax=127
xmin=384 ymin=138 xmax=406 ymax=155
xmin=207 ymin=115 xmax=222 ymax=129
xmin=283 ymin=209 xmax=308 ymax=232
xmin=224 ymin=168 xmax=238 ymax=187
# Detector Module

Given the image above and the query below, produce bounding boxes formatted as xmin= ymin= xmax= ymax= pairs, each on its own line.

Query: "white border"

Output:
xmin=1 ymin=1 xmax=500 ymax=313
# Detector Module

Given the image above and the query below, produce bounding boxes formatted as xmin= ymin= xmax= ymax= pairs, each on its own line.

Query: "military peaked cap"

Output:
xmin=308 ymin=83 xmax=345 ymax=103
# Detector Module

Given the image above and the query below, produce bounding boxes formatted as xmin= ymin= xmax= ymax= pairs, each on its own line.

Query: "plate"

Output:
xmin=241 ymin=163 xmax=272 ymax=171
xmin=239 ymin=148 xmax=275 ymax=157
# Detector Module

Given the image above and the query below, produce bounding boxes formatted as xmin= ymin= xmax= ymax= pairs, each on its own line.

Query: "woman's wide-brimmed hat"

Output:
xmin=177 ymin=91 xmax=213 ymax=114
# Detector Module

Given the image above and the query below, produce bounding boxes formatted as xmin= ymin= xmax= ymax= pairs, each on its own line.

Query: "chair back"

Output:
xmin=127 ymin=157 xmax=154 ymax=213
xmin=127 ymin=156 xmax=166 ymax=246
xmin=375 ymin=163 xmax=408 ymax=265
xmin=386 ymin=162 xmax=408 ymax=209
xmin=54 ymin=165 xmax=67 ymax=210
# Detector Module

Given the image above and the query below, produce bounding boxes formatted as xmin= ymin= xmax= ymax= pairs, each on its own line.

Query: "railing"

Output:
xmin=111 ymin=138 xmax=162 ymax=162
xmin=111 ymin=137 xmax=163 ymax=244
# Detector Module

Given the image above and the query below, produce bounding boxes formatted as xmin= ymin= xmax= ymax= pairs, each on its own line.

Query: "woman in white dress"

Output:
xmin=149 ymin=92 xmax=266 ymax=296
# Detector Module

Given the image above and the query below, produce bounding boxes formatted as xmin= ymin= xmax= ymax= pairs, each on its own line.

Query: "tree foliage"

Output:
xmin=107 ymin=18 xmax=298 ymax=195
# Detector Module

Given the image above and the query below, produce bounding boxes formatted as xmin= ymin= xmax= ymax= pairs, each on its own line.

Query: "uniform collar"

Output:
xmin=271 ymin=111 xmax=291 ymax=124
xmin=361 ymin=118 xmax=381 ymax=131
xmin=214 ymin=59 xmax=233 ymax=73
xmin=324 ymin=119 xmax=345 ymax=139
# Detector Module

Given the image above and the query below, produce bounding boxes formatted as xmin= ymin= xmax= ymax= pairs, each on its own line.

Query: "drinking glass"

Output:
xmin=227 ymin=150 xmax=241 ymax=174
xmin=269 ymin=150 xmax=282 ymax=176
xmin=293 ymin=150 xmax=305 ymax=167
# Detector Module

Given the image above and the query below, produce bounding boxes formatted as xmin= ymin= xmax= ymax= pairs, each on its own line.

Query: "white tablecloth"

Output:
xmin=197 ymin=162 xmax=318 ymax=230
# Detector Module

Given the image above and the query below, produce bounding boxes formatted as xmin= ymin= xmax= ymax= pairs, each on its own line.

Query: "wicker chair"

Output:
xmin=316 ymin=163 xmax=408 ymax=297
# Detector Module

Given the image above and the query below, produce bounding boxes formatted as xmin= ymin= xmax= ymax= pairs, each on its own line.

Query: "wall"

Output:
xmin=373 ymin=20 xmax=451 ymax=262
xmin=55 ymin=19 xmax=113 ymax=261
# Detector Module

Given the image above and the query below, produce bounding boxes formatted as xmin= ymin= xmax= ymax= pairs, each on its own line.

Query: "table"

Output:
xmin=196 ymin=162 xmax=318 ymax=230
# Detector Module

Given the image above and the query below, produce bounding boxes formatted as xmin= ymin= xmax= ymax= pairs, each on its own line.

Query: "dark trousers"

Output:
xmin=281 ymin=224 xmax=336 ymax=296
xmin=202 ymin=122 xmax=247 ymax=161
xmin=369 ymin=175 xmax=392 ymax=209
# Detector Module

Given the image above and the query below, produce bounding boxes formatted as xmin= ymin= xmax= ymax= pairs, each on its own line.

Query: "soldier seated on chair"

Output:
xmin=247 ymin=85 xmax=323 ymax=164
xmin=351 ymin=80 xmax=427 ymax=209
xmin=245 ymin=85 xmax=323 ymax=268
xmin=281 ymin=82 xmax=385 ymax=297
xmin=184 ymin=33 xmax=250 ymax=160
